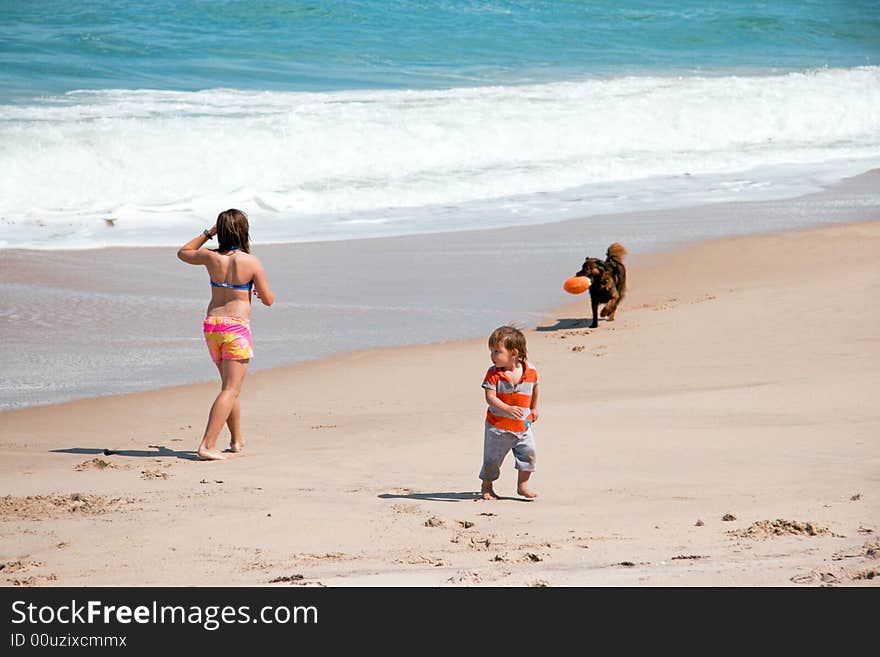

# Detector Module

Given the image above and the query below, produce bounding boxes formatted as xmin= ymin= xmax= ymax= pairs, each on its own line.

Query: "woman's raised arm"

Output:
xmin=177 ymin=226 xmax=216 ymax=265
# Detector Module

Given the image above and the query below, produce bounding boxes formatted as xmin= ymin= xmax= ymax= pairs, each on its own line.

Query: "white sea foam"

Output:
xmin=1 ymin=67 xmax=879 ymax=249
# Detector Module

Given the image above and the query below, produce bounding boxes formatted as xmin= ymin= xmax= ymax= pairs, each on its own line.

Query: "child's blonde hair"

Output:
xmin=488 ymin=325 xmax=527 ymax=360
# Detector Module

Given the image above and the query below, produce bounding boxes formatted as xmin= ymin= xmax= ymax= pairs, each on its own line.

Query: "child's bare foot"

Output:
xmin=517 ymin=486 xmax=538 ymax=499
xmin=481 ymin=484 xmax=499 ymax=500
xmin=229 ymin=437 xmax=244 ymax=453
xmin=197 ymin=447 xmax=230 ymax=461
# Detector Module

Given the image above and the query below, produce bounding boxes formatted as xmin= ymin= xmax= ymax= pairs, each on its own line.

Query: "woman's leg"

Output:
xmin=214 ymin=362 xmax=244 ymax=452
xmin=197 ymin=359 xmax=249 ymax=460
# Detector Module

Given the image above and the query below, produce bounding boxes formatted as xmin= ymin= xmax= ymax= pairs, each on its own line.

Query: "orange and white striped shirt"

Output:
xmin=482 ymin=361 xmax=538 ymax=433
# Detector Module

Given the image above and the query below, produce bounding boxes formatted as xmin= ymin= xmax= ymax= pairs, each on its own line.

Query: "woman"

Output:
xmin=177 ymin=209 xmax=275 ymax=460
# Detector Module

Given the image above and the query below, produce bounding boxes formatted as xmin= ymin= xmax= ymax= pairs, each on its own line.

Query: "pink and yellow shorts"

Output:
xmin=203 ymin=316 xmax=254 ymax=363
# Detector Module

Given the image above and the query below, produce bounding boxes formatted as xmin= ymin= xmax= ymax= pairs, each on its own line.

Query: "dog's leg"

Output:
xmin=604 ymin=291 xmax=621 ymax=320
xmin=589 ymin=294 xmax=599 ymax=328
xmin=607 ymin=284 xmax=625 ymax=321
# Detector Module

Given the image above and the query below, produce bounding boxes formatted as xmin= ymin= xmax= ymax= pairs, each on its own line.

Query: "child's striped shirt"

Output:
xmin=481 ymin=361 xmax=538 ymax=433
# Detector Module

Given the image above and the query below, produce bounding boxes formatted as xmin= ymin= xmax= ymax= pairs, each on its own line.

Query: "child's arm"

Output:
xmin=529 ymin=384 xmax=539 ymax=422
xmin=177 ymin=226 xmax=216 ymax=265
xmin=485 ymin=389 xmax=525 ymax=419
xmin=251 ymin=259 xmax=275 ymax=306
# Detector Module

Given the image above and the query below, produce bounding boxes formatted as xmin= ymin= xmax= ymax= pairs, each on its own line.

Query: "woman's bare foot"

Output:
xmin=517 ymin=486 xmax=538 ymax=499
xmin=197 ymin=447 xmax=230 ymax=461
xmin=229 ymin=437 xmax=244 ymax=453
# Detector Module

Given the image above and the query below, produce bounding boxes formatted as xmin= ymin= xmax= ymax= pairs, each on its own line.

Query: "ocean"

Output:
xmin=1 ymin=0 xmax=879 ymax=249
xmin=2 ymin=1 xmax=880 ymax=410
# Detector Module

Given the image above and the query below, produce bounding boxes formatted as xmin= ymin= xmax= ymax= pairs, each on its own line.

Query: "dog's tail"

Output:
xmin=606 ymin=242 xmax=627 ymax=262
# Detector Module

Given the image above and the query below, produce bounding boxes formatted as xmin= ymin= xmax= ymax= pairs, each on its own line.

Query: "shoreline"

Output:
xmin=2 ymin=167 xmax=879 ymax=412
xmin=1 ymin=217 xmax=878 ymax=586
xmin=2 ymin=216 xmax=879 ymax=419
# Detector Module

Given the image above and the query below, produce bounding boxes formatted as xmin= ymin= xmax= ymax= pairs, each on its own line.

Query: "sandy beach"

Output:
xmin=2 ymin=206 xmax=879 ymax=586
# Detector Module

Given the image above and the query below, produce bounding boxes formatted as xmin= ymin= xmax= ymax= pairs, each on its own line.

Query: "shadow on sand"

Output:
xmin=535 ymin=317 xmax=597 ymax=332
xmin=51 ymin=446 xmax=200 ymax=461
xmin=378 ymin=491 xmax=531 ymax=503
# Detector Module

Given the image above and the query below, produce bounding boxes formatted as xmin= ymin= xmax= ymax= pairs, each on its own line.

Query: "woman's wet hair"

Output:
xmin=216 ymin=209 xmax=250 ymax=253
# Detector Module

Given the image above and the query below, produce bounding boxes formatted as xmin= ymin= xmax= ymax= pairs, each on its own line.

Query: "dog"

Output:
xmin=575 ymin=243 xmax=628 ymax=329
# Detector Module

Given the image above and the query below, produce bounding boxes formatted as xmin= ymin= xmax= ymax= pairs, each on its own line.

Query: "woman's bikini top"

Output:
xmin=209 ymin=246 xmax=254 ymax=291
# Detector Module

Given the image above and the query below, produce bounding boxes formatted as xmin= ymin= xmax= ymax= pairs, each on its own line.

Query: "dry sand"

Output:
xmin=1 ymin=220 xmax=879 ymax=587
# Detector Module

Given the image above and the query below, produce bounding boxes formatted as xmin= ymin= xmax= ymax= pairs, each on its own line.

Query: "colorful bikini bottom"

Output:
xmin=203 ymin=316 xmax=253 ymax=363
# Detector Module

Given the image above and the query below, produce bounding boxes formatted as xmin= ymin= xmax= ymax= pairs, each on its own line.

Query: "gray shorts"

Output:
xmin=479 ymin=424 xmax=536 ymax=481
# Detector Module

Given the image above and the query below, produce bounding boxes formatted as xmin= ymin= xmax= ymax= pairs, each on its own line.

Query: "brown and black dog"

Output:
xmin=575 ymin=243 xmax=628 ymax=329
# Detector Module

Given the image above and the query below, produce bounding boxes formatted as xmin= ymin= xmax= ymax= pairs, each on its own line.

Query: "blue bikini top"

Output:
xmin=209 ymin=246 xmax=253 ymax=291
xmin=210 ymin=280 xmax=253 ymax=291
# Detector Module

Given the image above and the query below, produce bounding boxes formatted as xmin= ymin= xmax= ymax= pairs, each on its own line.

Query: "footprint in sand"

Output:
xmin=268 ymin=574 xmax=304 ymax=583
xmin=792 ymin=562 xmax=879 ymax=585
xmin=832 ymin=539 xmax=879 ymax=561
xmin=395 ymin=554 xmax=445 ymax=566
xmin=391 ymin=504 xmax=420 ymax=515
xmin=9 ymin=574 xmax=58 ymax=586
xmin=1 ymin=560 xmax=45 ymax=574
xmin=467 ymin=536 xmax=494 ymax=551
xmin=447 ymin=571 xmax=483 ymax=584
xmin=851 ymin=568 xmax=880 ymax=581
xmin=0 ymin=494 xmax=137 ymax=519
xmin=140 ymin=470 xmax=169 ymax=480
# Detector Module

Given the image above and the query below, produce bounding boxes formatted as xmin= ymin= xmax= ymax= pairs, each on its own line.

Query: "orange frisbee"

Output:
xmin=563 ymin=275 xmax=590 ymax=295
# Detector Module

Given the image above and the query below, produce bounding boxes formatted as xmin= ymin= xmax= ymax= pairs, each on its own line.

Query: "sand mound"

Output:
xmin=728 ymin=519 xmax=834 ymax=539
xmin=0 ymin=493 xmax=137 ymax=520
xmin=74 ymin=458 xmax=119 ymax=471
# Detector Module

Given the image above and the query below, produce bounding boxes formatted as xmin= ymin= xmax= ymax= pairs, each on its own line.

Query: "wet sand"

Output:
xmin=2 ymin=169 xmax=879 ymax=410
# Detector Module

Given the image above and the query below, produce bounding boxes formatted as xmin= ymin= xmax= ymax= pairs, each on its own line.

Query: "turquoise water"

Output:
xmin=2 ymin=1 xmax=880 ymax=408
xmin=2 ymin=0 xmax=878 ymax=98
xmin=1 ymin=1 xmax=879 ymax=249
